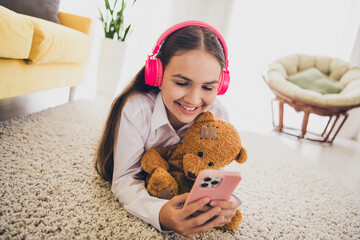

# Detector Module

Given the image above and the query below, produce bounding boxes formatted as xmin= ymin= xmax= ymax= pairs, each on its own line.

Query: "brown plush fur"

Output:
xmin=141 ymin=112 xmax=247 ymax=230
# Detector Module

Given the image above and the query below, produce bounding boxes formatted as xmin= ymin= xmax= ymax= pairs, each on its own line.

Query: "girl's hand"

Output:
xmin=209 ymin=198 xmax=239 ymax=227
xmin=159 ymin=193 xmax=224 ymax=238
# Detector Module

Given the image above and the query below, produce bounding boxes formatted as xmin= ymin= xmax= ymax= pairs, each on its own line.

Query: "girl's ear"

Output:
xmin=235 ymin=147 xmax=247 ymax=164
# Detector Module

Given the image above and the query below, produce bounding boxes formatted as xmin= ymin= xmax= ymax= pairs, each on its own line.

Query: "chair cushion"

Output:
xmin=266 ymin=54 xmax=360 ymax=107
xmin=286 ymin=67 xmax=342 ymax=94
xmin=0 ymin=0 xmax=60 ymax=23
xmin=0 ymin=6 xmax=33 ymax=59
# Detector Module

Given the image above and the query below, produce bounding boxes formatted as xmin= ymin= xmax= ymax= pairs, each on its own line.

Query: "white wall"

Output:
xmin=223 ymin=0 xmax=360 ymax=135
xmin=59 ymin=0 xmax=360 ymax=137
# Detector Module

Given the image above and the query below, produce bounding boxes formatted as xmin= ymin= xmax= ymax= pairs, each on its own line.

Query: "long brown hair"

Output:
xmin=94 ymin=25 xmax=226 ymax=182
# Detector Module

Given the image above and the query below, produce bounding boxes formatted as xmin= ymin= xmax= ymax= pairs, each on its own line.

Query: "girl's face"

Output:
xmin=160 ymin=49 xmax=222 ymax=130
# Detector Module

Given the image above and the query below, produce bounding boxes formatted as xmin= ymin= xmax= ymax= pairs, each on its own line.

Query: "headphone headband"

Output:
xmin=151 ymin=21 xmax=228 ymax=61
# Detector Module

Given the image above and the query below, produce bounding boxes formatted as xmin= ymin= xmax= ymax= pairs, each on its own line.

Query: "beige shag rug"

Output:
xmin=0 ymin=99 xmax=359 ymax=240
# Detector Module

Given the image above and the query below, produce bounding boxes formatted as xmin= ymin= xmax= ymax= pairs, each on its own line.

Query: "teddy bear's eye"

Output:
xmin=208 ymin=162 xmax=214 ymax=166
xmin=198 ymin=152 xmax=203 ymax=157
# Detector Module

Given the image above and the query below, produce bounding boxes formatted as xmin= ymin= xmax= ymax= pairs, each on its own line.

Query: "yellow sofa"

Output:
xmin=0 ymin=6 xmax=93 ymax=100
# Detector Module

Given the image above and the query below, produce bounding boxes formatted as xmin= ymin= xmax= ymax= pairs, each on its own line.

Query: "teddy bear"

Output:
xmin=141 ymin=111 xmax=248 ymax=230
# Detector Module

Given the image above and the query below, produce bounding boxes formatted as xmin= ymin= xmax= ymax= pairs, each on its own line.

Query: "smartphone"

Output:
xmin=184 ymin=169 xmax=241 ymax=206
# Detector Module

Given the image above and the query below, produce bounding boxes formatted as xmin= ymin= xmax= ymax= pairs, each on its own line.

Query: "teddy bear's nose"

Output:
xmin=188 ymin=171 xmax=196 ymax=179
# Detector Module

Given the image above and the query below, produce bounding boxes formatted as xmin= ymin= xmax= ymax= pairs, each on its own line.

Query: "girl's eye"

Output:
xmin=175 ymin=82 xmax=188 ymax=87
xmin=202 ymin=86 xmax=213 ymax=91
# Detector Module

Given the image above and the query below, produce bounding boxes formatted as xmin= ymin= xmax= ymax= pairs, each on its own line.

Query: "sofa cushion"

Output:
xmin=0 ymin=0 xmax=60 ymax=23
xmin=0 ymin=6 xmax=34 ymax=59
xmin=26 ymin=16 xmax=91 ymax=64
xmin=58 ymin=12 xmax=93 ymax=35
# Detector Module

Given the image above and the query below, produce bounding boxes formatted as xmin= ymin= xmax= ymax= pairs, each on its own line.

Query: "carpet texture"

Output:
xmin=0 ymin=99 xmax=359 ymax=239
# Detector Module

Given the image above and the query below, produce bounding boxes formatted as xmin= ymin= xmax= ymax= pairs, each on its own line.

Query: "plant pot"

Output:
xmin=97 ymin=38 xmax=127 ymax=97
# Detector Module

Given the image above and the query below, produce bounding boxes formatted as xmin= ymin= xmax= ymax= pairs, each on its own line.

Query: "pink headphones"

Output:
xmin=144 ymin=21 xmax=230 ymax=95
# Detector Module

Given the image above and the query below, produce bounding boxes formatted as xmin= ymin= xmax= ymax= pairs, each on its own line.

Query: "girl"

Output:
xmin=95 ymin=21 xmax=239 ymax=238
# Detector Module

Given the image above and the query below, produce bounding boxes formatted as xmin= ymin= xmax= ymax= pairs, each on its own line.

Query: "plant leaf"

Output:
xmin=120 ymin=0 xmax=126 ymax=17
xmin=104 ymin=0 xmax=110 ymax=11
xmin=98 ymin=8 xmax=104 ymax=22
xmin=100 ymin=0 xmax=136 ymax=41
xmin=121 ymin=24 xmax=131 ymax=41
xmin=113 ymin=0 xmax=118 ymax=10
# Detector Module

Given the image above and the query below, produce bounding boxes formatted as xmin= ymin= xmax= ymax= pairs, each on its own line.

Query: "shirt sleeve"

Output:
xmin=111 ymin=99 xmax=171 ymax=233
xmin=231 ymin=194 xmax=242 ymax=208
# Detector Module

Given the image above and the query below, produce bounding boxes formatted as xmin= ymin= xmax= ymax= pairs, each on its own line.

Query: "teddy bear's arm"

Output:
xmin=235 ymin=147 xmax=248 ymax=164
xmin=141 ymin=147 xmax=170 ymax=174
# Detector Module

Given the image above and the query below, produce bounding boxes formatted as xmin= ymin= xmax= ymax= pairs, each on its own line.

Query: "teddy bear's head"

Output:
xmin=180 ymin=112 xmax=247 ymax=181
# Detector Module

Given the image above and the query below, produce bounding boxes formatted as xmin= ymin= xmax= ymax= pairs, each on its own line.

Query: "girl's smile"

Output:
xmin=176 ymin=102 xmax=200 ymax=113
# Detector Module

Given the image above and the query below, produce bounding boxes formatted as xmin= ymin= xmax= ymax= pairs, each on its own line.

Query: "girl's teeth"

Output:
xmin=180 ymin=104 xmax=196 ymax=111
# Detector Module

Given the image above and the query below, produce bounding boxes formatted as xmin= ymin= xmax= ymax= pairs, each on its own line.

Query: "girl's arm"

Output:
xmin=111 ymin=97 xmax=170 ymax=232
xmin=112 ymin=168 xmax=169 ymax=232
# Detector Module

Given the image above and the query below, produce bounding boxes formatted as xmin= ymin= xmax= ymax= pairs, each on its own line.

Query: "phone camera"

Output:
xmin=204 ymin=177 xmax=211 ymax=182
xmin=200 ymin=176 xmax=222 ymax=188
xmin=211 ymin=180 xmax=219 ymax=185
xmin=201 ymin=183 xmax=209 ymax=187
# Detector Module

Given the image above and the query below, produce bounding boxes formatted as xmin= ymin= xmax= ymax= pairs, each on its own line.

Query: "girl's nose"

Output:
xmin=184 ymin=87 xmax=202 ymax=105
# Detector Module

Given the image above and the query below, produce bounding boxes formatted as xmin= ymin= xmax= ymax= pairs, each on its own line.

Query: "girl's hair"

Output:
xmin=94 ymin=25 xmax=226 ymax=182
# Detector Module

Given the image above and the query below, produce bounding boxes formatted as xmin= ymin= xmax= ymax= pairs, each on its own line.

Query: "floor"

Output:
xmin=271 ymin=131 xmax=360 ymax=196
xmin=1 ymin=89 xmax=359 ymax=197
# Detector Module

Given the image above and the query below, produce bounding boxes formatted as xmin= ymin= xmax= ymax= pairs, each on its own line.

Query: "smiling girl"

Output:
xmin=94 ymin=21 xmax=239 ymax=238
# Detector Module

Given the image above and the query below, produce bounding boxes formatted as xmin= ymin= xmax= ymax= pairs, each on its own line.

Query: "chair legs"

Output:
xmin=322 ymin=113 xmax=348 ymax=143
xmin=301 ymin=110 xmax=310 ymax=138
xmin=271 ymin=98 xmax=349 ymax=144
xmin=278 ymin=100 xmax=284 ymax=131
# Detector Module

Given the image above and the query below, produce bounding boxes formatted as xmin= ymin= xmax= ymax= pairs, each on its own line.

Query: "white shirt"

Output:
xmin=111 ymin=91 xmax=229 ymax=232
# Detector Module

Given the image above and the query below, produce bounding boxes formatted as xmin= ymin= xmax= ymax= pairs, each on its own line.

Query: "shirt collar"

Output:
xmin=150 ymin=92 xmax=172 ymax=132
xmin=150 ymin=92 xmax=193 ymax=134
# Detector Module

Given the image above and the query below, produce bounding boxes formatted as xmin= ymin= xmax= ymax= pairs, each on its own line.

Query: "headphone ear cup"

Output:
xmin=154 ymin=58 xmax=163 ymax=87
xmin=217 ymin=71 xmax=230 ymax=95
xmin=145 ymin=57 xmax=163 ymax=86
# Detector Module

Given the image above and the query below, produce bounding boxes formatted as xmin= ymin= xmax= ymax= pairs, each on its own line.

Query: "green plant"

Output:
xmin=98 ymin=0 xmax=136 ymax=41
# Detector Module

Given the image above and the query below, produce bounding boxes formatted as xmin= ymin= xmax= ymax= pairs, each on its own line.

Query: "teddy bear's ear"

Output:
xmin=194 ymin=111 xmax=215 ymax=124
xmin=235 ymin=147 xmax=247 ymax=164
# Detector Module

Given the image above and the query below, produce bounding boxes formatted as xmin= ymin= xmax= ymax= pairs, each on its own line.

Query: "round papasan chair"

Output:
xmin=263 ymin=54 xmax=360 ymax=143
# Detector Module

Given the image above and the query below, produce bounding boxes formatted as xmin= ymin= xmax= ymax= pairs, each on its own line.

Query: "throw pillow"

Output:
xmin=286 ymin=67 xmax=342 ymax=94
xmin=0 ymin=0 xmax=60 ymax=23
